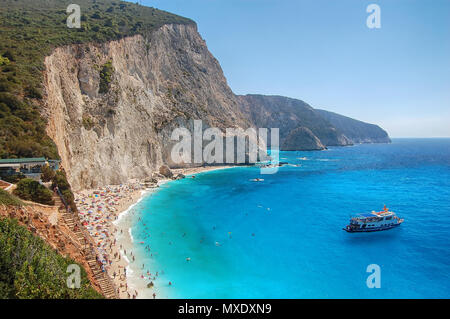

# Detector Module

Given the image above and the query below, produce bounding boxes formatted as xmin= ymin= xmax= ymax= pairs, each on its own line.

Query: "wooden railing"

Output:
xmin=55 ymin=187 xmax=72 ymax=213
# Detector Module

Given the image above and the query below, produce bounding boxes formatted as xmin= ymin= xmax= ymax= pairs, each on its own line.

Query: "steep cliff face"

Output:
xmin=44 ymin=24 xmax=250 ymax=191
xmin=238 ymin=94 xmax=352 ymax=150
xmin=281 ymin=127 xmax=325 ymax=151
xmin=315 ymin=110 xmax=391 ymax=144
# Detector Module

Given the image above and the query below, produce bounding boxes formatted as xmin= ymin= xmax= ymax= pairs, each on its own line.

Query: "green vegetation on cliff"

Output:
xmin=0 ymin=216 xmax=102 ymax=298
xmin=0 ymin=188 xmax=24 ymax=206
xmin=99 ymin=60 xmax=114 ymax=94
xmin=52 ymin=170 xmax=78 ymax=212
xmin=0 ymin=0 xmax=194 ymax=159
xmin=13 ymin=178 xmax=54 ymax=205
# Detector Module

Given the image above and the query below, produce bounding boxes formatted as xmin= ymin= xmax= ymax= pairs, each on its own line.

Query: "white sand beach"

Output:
xmin=74 ymin=165 xmax=235 ymax=298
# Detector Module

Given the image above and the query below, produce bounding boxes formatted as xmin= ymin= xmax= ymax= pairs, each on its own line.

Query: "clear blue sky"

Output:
xmin=142 ymin=0 xmax=450 ymax=137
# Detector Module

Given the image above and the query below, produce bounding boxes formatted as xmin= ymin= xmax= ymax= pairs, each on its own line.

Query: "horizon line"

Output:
xmin=390 ymin=137 xmax=450 ymax=139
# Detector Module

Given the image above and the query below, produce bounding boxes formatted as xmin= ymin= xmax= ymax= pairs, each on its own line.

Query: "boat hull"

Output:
xmin=343 ymin=223 xmax=401 ymax=233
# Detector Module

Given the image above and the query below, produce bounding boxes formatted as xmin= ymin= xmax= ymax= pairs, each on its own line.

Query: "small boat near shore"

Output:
xmin=343 ymin=206 xmax=404 ymax=233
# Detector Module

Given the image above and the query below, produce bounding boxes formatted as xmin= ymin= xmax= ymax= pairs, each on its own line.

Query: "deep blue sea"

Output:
xmin=128 ymin=139 xmax=450 ymax=298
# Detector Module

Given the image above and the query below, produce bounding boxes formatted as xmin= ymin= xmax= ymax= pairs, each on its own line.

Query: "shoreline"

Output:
xmin=172 ymin=165 xmax=238 ymax=177
xmin=74 ymin=165 xmax=236 ymax=299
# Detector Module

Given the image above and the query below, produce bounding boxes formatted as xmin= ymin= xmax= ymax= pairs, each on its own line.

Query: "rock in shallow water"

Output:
xmin=172 ymin=173 xmax=185 ymax=180
xmin=159 ymin=165 xmax=173 ymax=178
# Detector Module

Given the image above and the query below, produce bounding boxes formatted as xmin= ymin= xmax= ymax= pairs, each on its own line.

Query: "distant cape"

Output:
xmin=314 ymin=109 xmax=391 ymax=144
xmin=238 ymin=94 xmax=391 ymax=150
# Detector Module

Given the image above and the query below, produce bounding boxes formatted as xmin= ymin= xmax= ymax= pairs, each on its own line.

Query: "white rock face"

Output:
xmin=43 ymin=24 xmax=252 ymax=191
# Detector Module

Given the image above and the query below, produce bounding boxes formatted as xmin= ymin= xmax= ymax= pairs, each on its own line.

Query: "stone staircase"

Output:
xmin=52 ymin=192 xmax=63 ymax=209
xmin=61 ymin=211 xmax=118 ymax=299
xmin=84 ymin=250 xmax=117 ymax=299
xmin=54 ymin=192 xmax=118 ymax=299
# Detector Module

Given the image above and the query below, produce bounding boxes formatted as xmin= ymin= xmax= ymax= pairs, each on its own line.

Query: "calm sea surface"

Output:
xmin=127 ymin=139 xmax=450 ymax=298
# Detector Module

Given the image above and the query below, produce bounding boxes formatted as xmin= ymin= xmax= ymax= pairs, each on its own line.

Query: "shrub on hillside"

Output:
xmin=13 ymin=178 xmax=54 ymax=205
xmin=51 ymin=170 xmax=70 ymax=190
xmin=99 ymin=60 xmax=114 ymax=94
xmin=0 ymin=56 xmax=10 ymax=66
xmin=0 ymin=189 xmax=23 ymax=206
xmin=24 ymin=86 xmax=43 ymax=99
xmin=51 ymin=170 xmax=77 ymax=212
xmin=0 ymin=172 xmax=25 ymax=184
xmin=40 ymin=165 xmax=55 ymax=182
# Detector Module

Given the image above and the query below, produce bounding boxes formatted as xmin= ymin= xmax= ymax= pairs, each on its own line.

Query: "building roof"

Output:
xmin=0 ymin=157 xmax=47 ymax=164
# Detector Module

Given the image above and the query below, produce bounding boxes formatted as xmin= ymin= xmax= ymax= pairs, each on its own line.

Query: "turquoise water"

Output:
xmin=129 ymin=139 xmax=450 ymax=298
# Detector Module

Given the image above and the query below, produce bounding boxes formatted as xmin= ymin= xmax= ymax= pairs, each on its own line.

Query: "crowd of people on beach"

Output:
xmin=75 ymin=182 xmax=144 ymax=299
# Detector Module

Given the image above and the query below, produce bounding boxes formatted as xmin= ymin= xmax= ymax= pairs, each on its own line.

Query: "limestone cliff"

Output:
xmin=44 ymin=24 xmax=250 ymax=191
